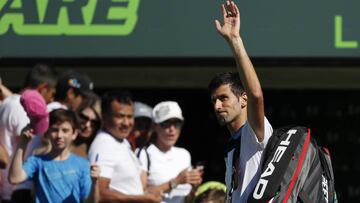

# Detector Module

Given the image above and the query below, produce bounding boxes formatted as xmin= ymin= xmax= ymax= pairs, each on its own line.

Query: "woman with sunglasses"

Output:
xmin=139 ymin=101 xmax=203 ymax=203
xmin=72 ymin=95 xmax=101 ymax=158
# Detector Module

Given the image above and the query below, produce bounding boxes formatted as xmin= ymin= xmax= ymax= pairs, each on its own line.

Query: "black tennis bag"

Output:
xmin=248 ymin=126 xmax=337 ymax=203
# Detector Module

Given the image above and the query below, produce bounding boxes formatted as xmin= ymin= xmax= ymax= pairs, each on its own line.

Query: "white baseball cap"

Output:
xmin=134 ymin=102 xmax=153 ymax=119
xmin=152 ymin=101 xmax=184 ymax=124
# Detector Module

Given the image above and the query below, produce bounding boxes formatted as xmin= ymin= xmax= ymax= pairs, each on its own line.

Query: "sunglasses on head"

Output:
xmin=159 ymin=119 xmax=183 ymax=129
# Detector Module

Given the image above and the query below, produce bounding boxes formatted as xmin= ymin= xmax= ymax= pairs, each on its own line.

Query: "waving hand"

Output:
xmin=215 ymin=1 xmax=241 ymax=41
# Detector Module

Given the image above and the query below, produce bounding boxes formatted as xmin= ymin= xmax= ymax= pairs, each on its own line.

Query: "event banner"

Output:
xmin=0 ymin=0 xmax=359 ymax=58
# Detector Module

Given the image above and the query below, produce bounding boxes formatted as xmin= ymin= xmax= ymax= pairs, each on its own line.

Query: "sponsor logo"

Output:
xmin=0 ymin=0 xmax=140 ymax=35
xmin=322 ymin=175 xmax=329 ymax=203
xmin=253 ymin=129 xmax=297 ymax=199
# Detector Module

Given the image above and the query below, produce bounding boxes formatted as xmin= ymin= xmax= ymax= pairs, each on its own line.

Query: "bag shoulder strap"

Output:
xmin=137 ymin=146 xmax=151 ymax=171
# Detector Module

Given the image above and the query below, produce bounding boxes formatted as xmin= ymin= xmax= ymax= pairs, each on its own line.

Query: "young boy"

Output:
xmin=9 ymin=109 xmax=100 ymax=203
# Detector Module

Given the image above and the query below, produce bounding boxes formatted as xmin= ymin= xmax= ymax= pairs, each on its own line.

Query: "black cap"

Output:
xmin=55 ymin=71 xmax=94 ymax=99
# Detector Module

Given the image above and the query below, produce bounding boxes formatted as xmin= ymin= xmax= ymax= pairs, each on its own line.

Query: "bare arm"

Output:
xmin=98 ymin=177 xmax=161 ymax=203
xmin=146 ymin=168 xmax=203 ymax=194
xmin=85 ymin=179 xmax=99 ymax=203
xmin=140 ymin=170 xmax=148 ymax=192
xmin=8 ymin=128 xmax=32 ymax=184
xmin=215 ymin=0 xmax=265 ymax=141
xmin=0 ymin=145 xmax=9 ymax=169
xmin=84 ymin=164 xmax=101 ymax=203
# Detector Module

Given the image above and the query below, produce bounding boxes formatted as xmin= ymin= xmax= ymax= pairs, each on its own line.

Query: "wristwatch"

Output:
xmin=170 ymin=179 xmax=178 ymax=190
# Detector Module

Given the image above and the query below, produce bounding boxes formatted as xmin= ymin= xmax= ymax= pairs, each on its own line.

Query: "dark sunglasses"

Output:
xmin=79 ymin=113 xmax=98 ymax=126
xmin=159 ymin=120 xmax=183 ymax=129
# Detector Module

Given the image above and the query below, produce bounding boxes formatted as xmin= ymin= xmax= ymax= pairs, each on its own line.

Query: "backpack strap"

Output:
xmin=137 ymin=146 xmax=151 ymax=172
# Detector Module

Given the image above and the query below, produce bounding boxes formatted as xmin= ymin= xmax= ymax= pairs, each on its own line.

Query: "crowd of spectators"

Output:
xmin=0 ymin=65 xmax=225 ymax=203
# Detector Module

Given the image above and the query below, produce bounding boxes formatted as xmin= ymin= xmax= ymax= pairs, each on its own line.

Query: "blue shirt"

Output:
xmin=23 ymin=154 xmax=92 ymax=203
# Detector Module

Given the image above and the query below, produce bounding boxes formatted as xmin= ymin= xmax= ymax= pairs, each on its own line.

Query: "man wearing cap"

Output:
xmin=138 ymin=101 xmax=203 ymax=203
xmin=47 ymin=71 xmax=94 ymax=113
xmin=128 ymin=102 xmax=153 ymax=151
xmin=88 ymin=91 xmax=161 ymax=203
xmin=0 ymin=65 xmax=56 ymax=203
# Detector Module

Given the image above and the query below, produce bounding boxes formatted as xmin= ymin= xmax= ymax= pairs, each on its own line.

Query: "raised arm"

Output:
xmin=215 ymin=0 xmax=265 ymax=141
xmin=84 ymin=164 xmax=101 ymax=203
xmin=8 ymin=127 xmax=32 ymax=184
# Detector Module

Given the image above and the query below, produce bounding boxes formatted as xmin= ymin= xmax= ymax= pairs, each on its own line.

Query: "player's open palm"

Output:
xmin=215 ymin=1 xmax=241 ymax=40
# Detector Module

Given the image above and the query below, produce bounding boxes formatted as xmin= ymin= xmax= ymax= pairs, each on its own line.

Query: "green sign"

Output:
xmin=0 ymin=0 xmax=359 ymax=57
xmin=0 ymin=0 xmax=139 ymax=35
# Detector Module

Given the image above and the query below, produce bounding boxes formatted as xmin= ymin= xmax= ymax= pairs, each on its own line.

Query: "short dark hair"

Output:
xmin=208 ymin=72 xmax=244 ymax=97
xmin=101 ymin=90 xmax=133 ymax=116
xmin=23 ymin=64 xmax=57 ymax=89
xmin=49 ymin=109 xmax=79 ymax=131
